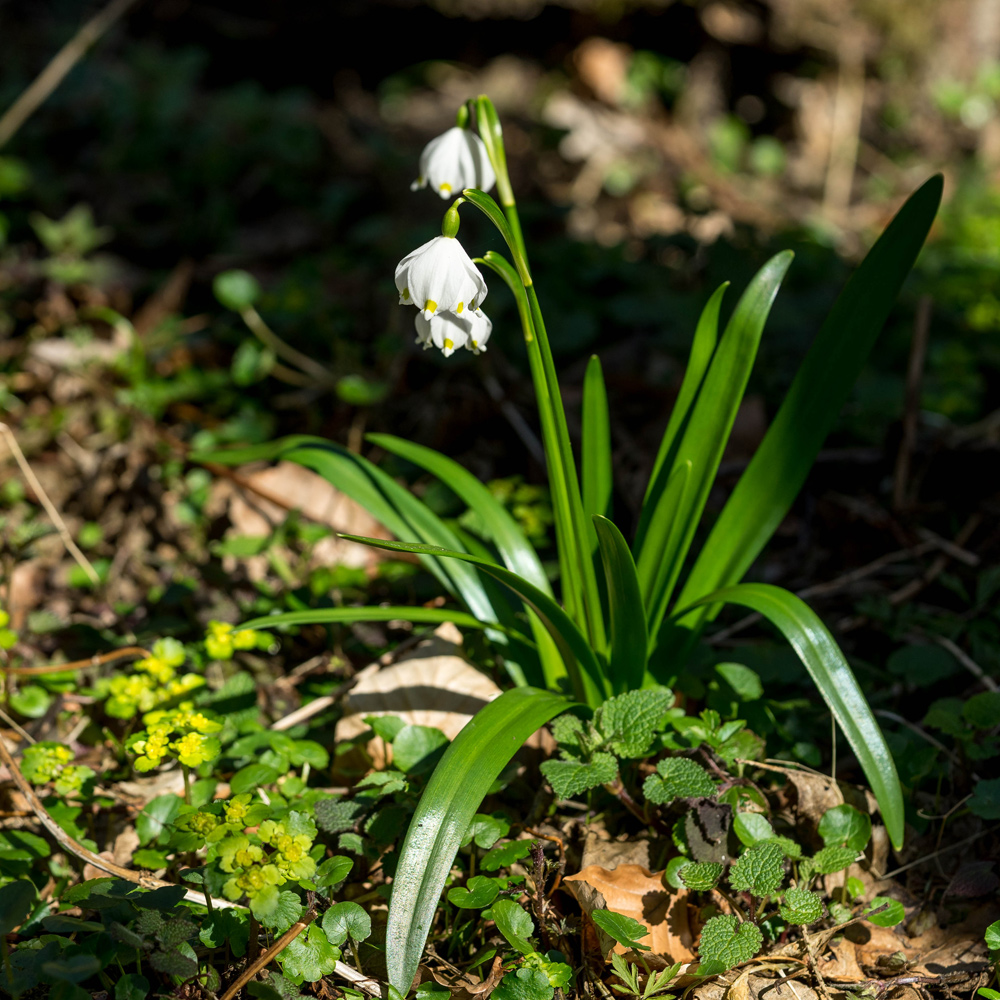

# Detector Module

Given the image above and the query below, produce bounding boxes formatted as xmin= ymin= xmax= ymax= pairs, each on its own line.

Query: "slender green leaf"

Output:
xmin=592 ymin=516 xmax=646 ymax=693
xmin=478 ymin=252 xmax=589 ymax=648
xmin=676 ymin=583 xmax=904 ymax=849
xmin=582 ymin=356 xmax=612 ymax=525
xmin=637 ymin=253 xmax=792 ymax=631
xmin=677 ymin=176 xmax=943 ymax=620
xmin=640 ymin=281 xmax=728 ymax=518
xmin=386 ymin=687 xmax=571 ymax=993
xmin=339 ymin=533 xmax=607 ymax=706
xmin=237 ymin=605 xmax=528 ymax=640
xmin=368 ymin=433 xmax=551 ymax=595
xmin=636 ymin=459 xmax=690 ymax=640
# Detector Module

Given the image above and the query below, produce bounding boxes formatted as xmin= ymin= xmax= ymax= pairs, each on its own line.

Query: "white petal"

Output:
xmin=465 ymin=308 xmax=493 ymax=354
xmin=417 ymin=127 xmax=497 ymax=198
xmin=395 ymin=236 xmax=487 ymax=316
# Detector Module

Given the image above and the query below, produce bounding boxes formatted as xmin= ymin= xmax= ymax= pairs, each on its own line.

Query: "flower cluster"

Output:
xmin=395 ymin=236 xmax=492 ymax=357
xmin=126 ymin=706 xmax=223 ymax=772
xmin=20 ymin=741 xmax=96 ymax=799
xmin=398 ymin=121 xmax=500 ymax=358
xmin=103 ymin=637 xmax=204 ymax=719
xmin=214 ymin=811 xmax=318 ymax=911
xmin=204 ymin=620 xmax=265 ymax=660
xmin=0 ymin=609 xmax=17 ymax=651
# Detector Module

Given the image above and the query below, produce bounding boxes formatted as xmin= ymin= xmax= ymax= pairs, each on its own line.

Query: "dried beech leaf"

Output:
xmin=335 ymin=632 xmax=501 ymax=769
xmin=563 ymin=864 xmax=696 ymax=966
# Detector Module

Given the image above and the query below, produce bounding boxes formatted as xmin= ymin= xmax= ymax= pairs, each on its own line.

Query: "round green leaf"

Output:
xmin=0 ymin=879 xmax=36 ymax=935
xmin=818 ymin=804 xmax=871 ymax=851
xmin=448 ymin=876 xmax=500 ymax=910
xmin=733 ymin=811 xmax=775 ymax=846
xmin=214 ymin=269 xmax=260 ymax=311
xmin=865 ymin=897 xmax=905 ymax=927
xmin=322 ymin=901 xmax=371 ymax=945
xmin=392 ymin=725 xmax=449 ymax=775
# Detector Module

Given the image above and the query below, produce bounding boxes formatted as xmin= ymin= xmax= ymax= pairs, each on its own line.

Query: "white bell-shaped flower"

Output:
xmin=410 ymin=126 xmax=497 ymax=199
xmin=395 ymin=235 xmax=487 ymax=320
xmin=414 ymin=306 xmax=493 ymax=358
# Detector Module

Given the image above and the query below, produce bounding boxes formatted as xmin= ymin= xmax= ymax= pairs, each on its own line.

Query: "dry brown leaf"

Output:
xmin=581 ymin=830 xmax=651 ymax=871
xmin=563 ymin=864 xmax=696 ymax=966
xmin=783 ymin=769 xmax=843 ymax=828
xmin=215 ymin=461 xmax=391 ymax=581
xmin=334 ymin=629 xmax=501 ymax=769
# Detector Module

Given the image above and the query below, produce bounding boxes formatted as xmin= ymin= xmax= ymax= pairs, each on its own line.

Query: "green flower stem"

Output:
xmin=181 ymin=763 xmax=191 ymax=805
xmin=239 ymin=306 xmax=332 ymax=384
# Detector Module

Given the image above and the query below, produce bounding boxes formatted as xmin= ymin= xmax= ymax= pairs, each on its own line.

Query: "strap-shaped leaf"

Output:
xmin=636 ymin=459 xmax=691 ymax=640
xmin=193 ymin=437 xmax=499 ymax=620
xmin=368 ymin=433 xmax=551 ymax=595
xmin=238 ymin=605 xmax=528 ymax=639
xmin=639 ymin=281 xmax=728 ymax=526
xmin=386 ymin=686 xmax=570 ymax=993
xmin=635 ymin=254 xmax=792 ymax=629
xmin=582 ymin=356 xmax=612 ymax=525
xmin=676 ymin=583 xmax=904 ymax=849
xmin=676 ymin=176 xmax=943 ymax=620
xmin=339 ymin=533 xmax=607 ymax=707
xmin=593 ymin=516 xmax=646 ymax=693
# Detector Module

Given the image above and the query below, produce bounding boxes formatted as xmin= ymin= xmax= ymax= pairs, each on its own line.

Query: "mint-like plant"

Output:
xmin=201 ymin=94 xmax=942 ymax=991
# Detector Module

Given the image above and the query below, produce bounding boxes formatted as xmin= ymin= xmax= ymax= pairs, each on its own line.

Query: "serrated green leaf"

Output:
xmin=811 ymin=846 xmax=857 ymax=875
xmin=697 ymin=914 xmax=763 ymax=969
xmin=115 ymin=973 xmax=150 ymax=1000
xmin=314 ymin=798 xmax=366 ymax=835
xmin=541 ymin=751 xmax=618 ymax=799
xmin=643 ymin=757 xmax=716 ymax=804
xmin=779 ymin=888 xmax=824 ymax=925
xmin=818 ymin=804 xmax=871 ymax=851
xmin=492 ymin=898 xmax=535 ymax=956
xmin=263 ymin=892 xmax=305 ymax=933
xmin=728 ymin=842 xmax=784 ymax=895
xmin=679 ymin=862 xmax=724 ymax=891
xmin=591 ymin=910 xmax=651 ymax=951
xmin=596 ymin=687 xmax=673 ymax=758
xmin=733 ymin=812 xmax=774 ymax=846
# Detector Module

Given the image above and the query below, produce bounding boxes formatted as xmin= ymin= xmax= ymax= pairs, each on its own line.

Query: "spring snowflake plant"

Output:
xmin=200 ymin=96 xmax=943 ymax=991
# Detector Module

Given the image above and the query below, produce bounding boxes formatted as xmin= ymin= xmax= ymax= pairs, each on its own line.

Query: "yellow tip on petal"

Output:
xmin=402 ymin=287 xmax=410 ymax=300
xmin=443 ymin=338 xmax=454 ymax=350
xmin=425 ymin=299 xmax=437 ymax=313
xmin=439 ymin=183 xmax=452 ymax=194
xmin=456 ymin=302 xmax=464 ymax=313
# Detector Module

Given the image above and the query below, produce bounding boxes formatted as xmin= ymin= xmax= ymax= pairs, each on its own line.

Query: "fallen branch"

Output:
xmin=0 ymin=732 xmax=233 ymax=909
xmin=0 ymin=422 xmax=100 ymax=585
xmin=1 ymin=646 xmax=150 ymax=677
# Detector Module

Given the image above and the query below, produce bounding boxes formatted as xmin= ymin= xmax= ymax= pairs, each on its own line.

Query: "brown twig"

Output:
xmin=0 ymin=0 xmax=141 ymax=149
xmin=1 ymin=646 xmax=150 ymax=677
xmin=893 ymin=295 xmax=932 ymax=512
xmin=0 ymin=423 xmax=100 ymax=584
xmin=0 ymin=732 xmax=235 ymax=910
xmin=219 ymin=909 xmax=317 ymax=1000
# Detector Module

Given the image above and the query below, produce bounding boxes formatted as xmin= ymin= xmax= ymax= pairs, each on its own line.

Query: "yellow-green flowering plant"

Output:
xmin=201 ymin=95 xmax=942 ymax=992
xmin=125 ymin=705 xmax=223 ymax=801
xmin=20 ymin=741 xmax=96 ymax=799
xmin=100 ymin=637 xmax=204 ymax=718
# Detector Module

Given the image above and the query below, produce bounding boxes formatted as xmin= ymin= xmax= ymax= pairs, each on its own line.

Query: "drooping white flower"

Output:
xmin=414 ymin=306 xmax=493 ymax=358
xmin=410 ymin=126 xmax=497 ymax=199
xmin=395 ymin=235 xmax=487 ymax=320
